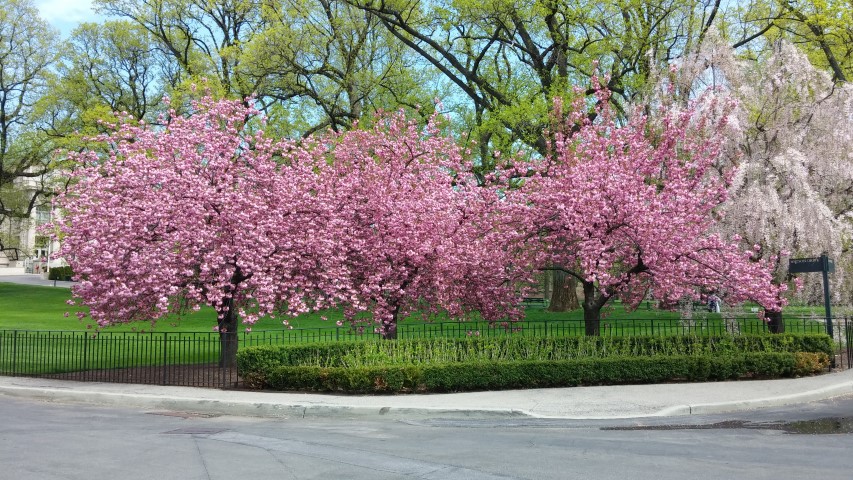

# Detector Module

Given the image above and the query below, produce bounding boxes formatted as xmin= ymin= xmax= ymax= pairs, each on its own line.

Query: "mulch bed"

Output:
xmin=42 ymin=363 xmax=242 ymax=389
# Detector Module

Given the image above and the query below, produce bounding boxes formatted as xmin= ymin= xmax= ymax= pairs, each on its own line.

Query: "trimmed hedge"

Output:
xmin=256 ymin=353 xmax=810 ymax=393
xmin=47 ymin=266 xmax=74 ymax=281
xmin=238 ymin=333 xmax=833 ymax=393
xmin=238 ymin=334 xmax=834 ymax=370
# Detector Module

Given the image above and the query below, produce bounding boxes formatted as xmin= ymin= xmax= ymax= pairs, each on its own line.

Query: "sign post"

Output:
xmin=789 ymin=253 xmax=835 ymax=337
xmin=821 ymin=254 xmax=834 ymax=337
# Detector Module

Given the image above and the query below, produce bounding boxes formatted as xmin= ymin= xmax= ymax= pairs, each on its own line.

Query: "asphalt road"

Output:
xmin=2 ymin=394 xmax=852 ymax=480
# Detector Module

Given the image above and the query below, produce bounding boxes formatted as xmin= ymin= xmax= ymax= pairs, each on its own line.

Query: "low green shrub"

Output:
xmin=258 ymin=353 xmax=799 ymax=393
xmin=793 ymin=352 xmax=831 ymax=376
xmin=238 ymin=333 xmax=833 ymax=371
xmin=237 ymin=333 xmax=831 ymax=393
xmin=47 ymin=266 xmax=74 ymax=281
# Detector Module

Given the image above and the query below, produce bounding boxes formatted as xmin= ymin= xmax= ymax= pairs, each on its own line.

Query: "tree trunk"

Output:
xmin=583 ymin=306 xmax=601 ymax=336
xmin=548 ymin=269 xmax=580 ymax=312
xmin=766 ymin=309 xmax=785 ymax=334
xmin=380 ymin=324 xmax=398 ymax=339
xmin=218 ymin=296 xmax=239 ymax=368
xmin=581 ymin=281 xmax=602 ymax=336
xmin=543 ymin=269 xmax=552 ymax=306
xmin=380 ymin=310 xmax=398 ymax=340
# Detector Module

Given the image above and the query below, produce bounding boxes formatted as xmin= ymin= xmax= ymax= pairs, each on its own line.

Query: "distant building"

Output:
xmin=0 ymin=174 xmax=63 ymax=276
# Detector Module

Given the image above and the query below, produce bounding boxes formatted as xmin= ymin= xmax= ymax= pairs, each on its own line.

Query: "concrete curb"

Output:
xmin=0 ymin=382 xmax=533 ymax=420
xmin=655 ymin=379 xmax=853 ymax=417
xmin=3 ymin=376 xmax=853 ymax=420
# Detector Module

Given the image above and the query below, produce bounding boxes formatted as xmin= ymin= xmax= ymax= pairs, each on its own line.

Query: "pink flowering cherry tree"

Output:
xmin=649 ymin=35 xmax=853 ymax=332
xmin=307 ymin=111 xmax=531 ymax=339
xmin=53 ymin=97 xmax=345 ymax=366
xmin=518 ymin=91 xmax=786 ymax=335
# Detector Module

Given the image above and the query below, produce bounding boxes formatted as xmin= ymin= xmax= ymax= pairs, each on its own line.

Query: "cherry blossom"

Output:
xmin=651 ymin=33 xmax=853 ymax=329
xmin=54 ymin=97 xmax=345 ymax=366
xmin=53 ymin=99 xmax=527 ymax=356
xmin=516 ymin=90 xmax=785 ymax=335
xmin=304 ymin=111 xmax=530 ymax=338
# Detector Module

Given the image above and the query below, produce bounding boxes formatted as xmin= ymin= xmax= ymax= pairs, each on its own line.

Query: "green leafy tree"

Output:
xmin=241 ymin=0 xmax=437 ymax=136
xmin=43 ymin=20 xmax=171 ymax=152
xmin=346 ymin=0 xmax=726 ymax=310
xmin=729 ymin=0 xmax=851 ymax=82
xmin=95 ymin=0 xmax=265 ymax=101
xmin=0 ymin=0 xmax=61 ymax=241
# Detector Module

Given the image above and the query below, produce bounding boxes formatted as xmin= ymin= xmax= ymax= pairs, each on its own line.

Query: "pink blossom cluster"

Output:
xmin=53 ymin=91 xmax=784 ymax=336
xmin=54 ymin=98 xmax=528 ymax=334
xmin=303 ymin=113 xmax=531 ymax=335
xmin=56 ymin=98 xmax=348 ymax=331
xmin=515 ymin=94 xmax=786 ymax=312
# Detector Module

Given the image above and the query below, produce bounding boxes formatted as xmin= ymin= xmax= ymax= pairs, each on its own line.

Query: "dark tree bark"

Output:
xmin=380 ymin=305 xmax=400 ymax=340
xmin=217 ymin=267 xmax=247 ymax=368
xmin=217 ymin=295 xmax=239 ymax=368
xmin=581 ymin=281 xmax=607 ymax=336
xmin=766 ymin=309 xmax=785 ymax=334
xmin=380 ymin=315 xmax=399 ymax=340
xmin=548 ymin=268 xmax=580 ymax=311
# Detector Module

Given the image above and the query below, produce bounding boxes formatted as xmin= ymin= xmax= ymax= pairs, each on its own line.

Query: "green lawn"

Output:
xmin=0 ymin=283 xmax=340 ymax=332
xmin=0 ymin=282 xmax=836 ymax=377
xmin=0 ymin=282 xmax=832 ymax=336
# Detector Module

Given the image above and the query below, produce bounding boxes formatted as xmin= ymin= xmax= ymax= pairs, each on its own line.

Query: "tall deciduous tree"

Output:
xmin=41 ymin=20 xmax=174 ymax=159
xmin=62 ymin=21 xmax=167 ymax=122
xmin=654 ymin=35 xmax=853 ymax=330
xmin=54 ymin=97 xmax=345 ymax=366
xmin=729 ymin=0 xmax=852 ymax=82
xmin=0 ymin=0 xmax=61 ymax=244
xmin=346 ymin=0 xmax=723 ymax=160
xmin=242 ymin=0 xmax=436 ymax=137
xmin=518 ymin=90 xmax=785 ymax=335
xmin=345 ymin=0 xmax=727 ymax=311
xmin=96 ymin=0 xmax=265 ymax=100
xmin=306 ymin=111 xmax=530 ymax=338
xmin=97 ymin=0 xmax=436 ymax=138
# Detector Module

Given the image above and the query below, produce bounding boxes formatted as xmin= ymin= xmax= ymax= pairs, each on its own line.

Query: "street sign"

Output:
xmin=788 ymin=257 xmax=821 ymax=273
xmin=788 ymin=253 xmax=835 ymax=337
xmin=788 ymin=257 xmax=834 ymax=273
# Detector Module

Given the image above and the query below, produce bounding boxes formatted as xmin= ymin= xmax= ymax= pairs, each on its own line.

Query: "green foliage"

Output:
xmin=47 ymin=266 xmax=75 ymax=281
xmin=238 ymin=334 xmax=833 ymax=369
xmin=0 ymin=0 xmax=61 ymax=226
xmin=257 ymin=353 xmax=801 ymax=393
xmin=237 ymin=334 xmax=832 ymax=392
xmin=793 ymin=352 xmax=831 ymax=376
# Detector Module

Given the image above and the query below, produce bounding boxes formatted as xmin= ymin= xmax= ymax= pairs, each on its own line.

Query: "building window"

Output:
xmin=34 ymin=235 xmax=49 ymax=249
xmin=35 ymin=206 xmax=51 ymax=226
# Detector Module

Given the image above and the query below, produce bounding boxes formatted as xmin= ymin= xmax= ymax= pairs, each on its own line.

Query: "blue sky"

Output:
xmin=36 ymin=0 xmax=104 ymax=37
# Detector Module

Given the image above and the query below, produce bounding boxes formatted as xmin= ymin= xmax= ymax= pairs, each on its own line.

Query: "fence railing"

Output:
xmin=1 ymin=316 xmax=850 ymax=389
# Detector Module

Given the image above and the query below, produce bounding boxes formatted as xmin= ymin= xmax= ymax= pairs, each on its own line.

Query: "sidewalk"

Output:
xmin=3 ymin=273 xmax=852 ymax=420
xmin=0 ymin=274 xmax=74 ymax=288
xmin=2 ymin=368 xmax=853 ymax=420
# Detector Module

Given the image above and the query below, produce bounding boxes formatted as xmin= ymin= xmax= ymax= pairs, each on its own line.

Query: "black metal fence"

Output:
xmin=1 ymin=316 xmax=850 ymax=389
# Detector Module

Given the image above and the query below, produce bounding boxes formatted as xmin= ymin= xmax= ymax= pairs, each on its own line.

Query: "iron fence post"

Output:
xmin=162 ymin=332 xmax=169 ymax=385
xmin=11 ymin=330 xmax=17 ymax=375
xmin=847 ymin=316 xmax=852 ymax=369
xmin=83 ymin=332 xmax=89 ymax=372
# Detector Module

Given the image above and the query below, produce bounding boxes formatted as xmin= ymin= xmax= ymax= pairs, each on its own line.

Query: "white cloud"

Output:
xmin=35 ymin=0 xmax=101 ymax=36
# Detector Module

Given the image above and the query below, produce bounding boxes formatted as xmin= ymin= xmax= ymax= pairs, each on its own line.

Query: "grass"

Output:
xmin=0 ymin=282 xmax=838 ymax=376
xmin=0 ymin=282 xmax=835 ymax=334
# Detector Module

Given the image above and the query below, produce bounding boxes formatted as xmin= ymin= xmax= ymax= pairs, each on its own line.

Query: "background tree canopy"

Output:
xmin=8 ymin=0 xmax=853 ymax=309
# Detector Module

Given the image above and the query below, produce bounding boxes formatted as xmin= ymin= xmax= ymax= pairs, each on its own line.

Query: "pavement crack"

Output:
xmin=206 ymin=431 xmax=521 ymax=479
xmin=193 ymin=437 xmax=213 ymax=480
